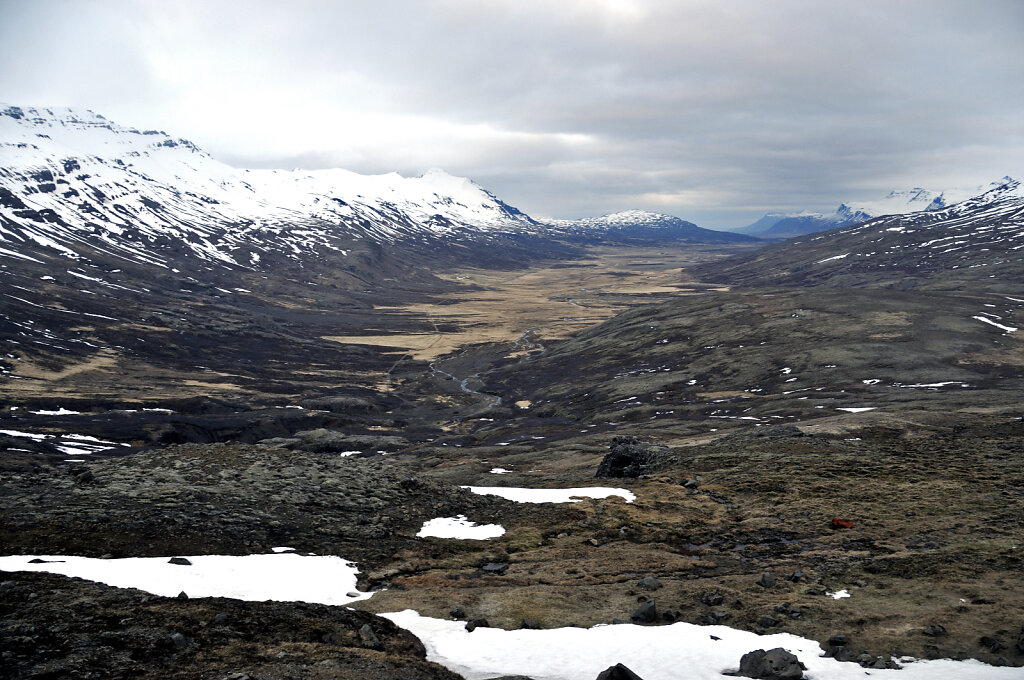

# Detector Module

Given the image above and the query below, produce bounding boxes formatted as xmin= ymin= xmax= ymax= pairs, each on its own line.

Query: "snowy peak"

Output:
xmin=553 ymin=209 xmax=691 ymax=230
xmin=1 ymin=104 xmax=204 ymax=161
xmin=548 ymin=209 xmax=755 ymax=244
xmin=0 ymin=104 xmax=540 ymax=271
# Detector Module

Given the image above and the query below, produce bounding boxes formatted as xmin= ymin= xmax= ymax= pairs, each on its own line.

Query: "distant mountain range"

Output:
xmin=0 ymin=105 xmax=752 ymax=274
xmin=702 ymin=177 xmax=1024 ymax=293
xmin=737 ymin=181 xmax=1015 ymax=237
xmin=547 ymin=209 xmax=754 ymax=244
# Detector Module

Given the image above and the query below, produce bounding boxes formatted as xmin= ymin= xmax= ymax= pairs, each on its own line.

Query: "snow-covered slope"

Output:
xmin=739 ymin=180 xmax=1014 ymax=237
xmin=548 ymin=209 xmax=755 ymax=243
xmin=0 ymin=105 xmax=538 ymax=270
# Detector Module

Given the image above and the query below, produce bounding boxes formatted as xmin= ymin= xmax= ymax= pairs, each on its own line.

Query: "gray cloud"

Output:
xmin=2 ymin=0 xmax=1022 ymax=227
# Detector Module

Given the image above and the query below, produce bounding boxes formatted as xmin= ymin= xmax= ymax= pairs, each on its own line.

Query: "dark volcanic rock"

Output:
xmin=596 ymin=437 xmax=668 ymax=478
xmin=736 ymin=647 xmax=805 ymax=679
xmin=595 ymin=663 xmax=646 ymax=680
xmin=0 ymin=571 xmax=461 ymax=680
xmin=0 ymin=443 xmax=535 ymax=567
xmin=465 ymin=618 xmax=490 ymax=632
xmin=630 ymin=599 xmax=657 ymax=623
xmin=637 ymin=575 xmax=663 ymax=590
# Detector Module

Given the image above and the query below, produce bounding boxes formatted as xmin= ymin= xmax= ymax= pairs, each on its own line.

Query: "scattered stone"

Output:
xmin=700 ymin=590 xmax=725 ymax=606
xmin=596 ymin=436 xmax=667 ymax=478
xmin=736 ymin=647 xmax=805 ymax=679
xmin=661 ymin=609 xmax=681 ymax=622
xmin=923 ymin=624 xmax=946 ymax=637
xmin=482 ymin=562 xmax=509 ymax=574
xmin=827 ymin=634 xmax=849 ymax=647
xmin=757 ymin=615 xmax=780 ymax=628
xmin=1017 ymin=626 xmax=1024 ymax=654
xmin=176 ymin=591 xmax=189 ymax=600
xmin=757 ymin=572 xmax=776 ymax=588
xmin=595 ymin=663 xmax=645 ymax=680
xmin=168 ymin=557 xmax=192 ymax=566
xmin=450 ymin=607 xmax=466 ymax=619
xmin=520 ymin=618 xmax=542 ymax=630
xmin=465 ymin=618 xmax=490 ymax=632
xmin=637 ymin=576 xmax=662 ymax=591
xmin=787 ymin=570 xmax=805 ymax=582
xmin=980 ymin=636 xmax=1007 ymax=653
xmin=698 ymin=610 xmax=730 ymax=625
xmin=212 ymin=613 xmax=229 ymax=625
xmin=923 ymin=645 xmax=940 ymax=659
xmin=358 ymin=623 xmax=382 ymax=649
xmin=683 ymin=478 xmax=700 ymax=489
xmin=169 ymin=632 xmax=187 ymax=649
xmin=630 ymin=600 xmax=657 ymax=624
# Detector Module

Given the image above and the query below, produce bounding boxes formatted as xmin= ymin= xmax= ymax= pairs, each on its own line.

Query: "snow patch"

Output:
xmin=416 ymin=515 xmax=505 ymax=540
xmin=0 ymin=553 xmax=370 ymax=605
xmin=464 ymin=486 xmax=636 ymax=504
xmin=380 ymin=610 xmax=1018 ymax=680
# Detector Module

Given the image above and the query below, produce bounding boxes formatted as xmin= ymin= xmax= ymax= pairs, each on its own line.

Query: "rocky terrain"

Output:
xmin=3 ymin=106 xmax=1024 ymax=679
xmin=1 ymin=571 xmax=462 ymax=680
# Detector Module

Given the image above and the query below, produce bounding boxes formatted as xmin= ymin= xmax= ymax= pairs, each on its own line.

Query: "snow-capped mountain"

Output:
xmin=548 ymin=209 xmax=755 ymax=243
xmin=0 ymin=105 xmax=540 ymax=270
xmin=738 ymin=181 xmax=1012 ymax=237
xmin=702 ymin=177 xmax=1024 ymax=292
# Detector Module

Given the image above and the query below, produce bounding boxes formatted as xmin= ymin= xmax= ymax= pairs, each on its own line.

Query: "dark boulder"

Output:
xmin=700 ymin=590 xmax=725 ymax=606
xmin=465 ymin=618 xmax=490 ymax=632
xmin=637 ymin=576 xmax=662 ymax=591
xmin=596 ymin=437 xmax=668 ymax=478
xmin=595 ymin=663 xmax=645 ymax=680
xmin=630 ymin=600 xmax=657 ymax=624
xmin=736 ymin=648 xmax=805 ymax=679
xmin=481 ymin=562 xmax=509 ymax=575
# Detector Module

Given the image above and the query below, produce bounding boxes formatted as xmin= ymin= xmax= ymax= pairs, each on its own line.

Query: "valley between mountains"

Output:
xmin=2 ymin=106 xmax=1024 ymax=680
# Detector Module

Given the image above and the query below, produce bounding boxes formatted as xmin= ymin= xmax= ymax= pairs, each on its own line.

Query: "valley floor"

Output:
xmin=2 ymin=241 xmax=1023 ymax=678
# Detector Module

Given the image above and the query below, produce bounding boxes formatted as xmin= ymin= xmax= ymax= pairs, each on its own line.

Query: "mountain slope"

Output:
xmin=0 ymin=105 xmax=546 ymax=272
xmin=737 ymin=182 xmax=1009 ymax=237
xmin=549 ymin=209 xmax=757 ymax=244
xmin=701 ymin=178 xmax=1024 ymax=292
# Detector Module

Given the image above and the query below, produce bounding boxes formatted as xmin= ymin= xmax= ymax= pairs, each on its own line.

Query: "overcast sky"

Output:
xmin=2 ymin=0 xmax=1022 ymax=227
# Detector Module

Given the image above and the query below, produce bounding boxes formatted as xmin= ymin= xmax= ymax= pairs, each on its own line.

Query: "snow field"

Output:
xmin=382 ymin=610 xmax=1023 ymax=680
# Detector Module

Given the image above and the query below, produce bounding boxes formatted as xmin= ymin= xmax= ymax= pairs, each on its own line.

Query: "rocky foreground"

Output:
xmin=2 ymin=413 xmax=1024 ymax=678
xmin=0 ymin=571 xmax=461 ymax=680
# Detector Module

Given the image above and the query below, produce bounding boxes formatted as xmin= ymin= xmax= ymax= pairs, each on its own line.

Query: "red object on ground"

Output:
xmin=831 ymin=517 xmax=854 ymax=528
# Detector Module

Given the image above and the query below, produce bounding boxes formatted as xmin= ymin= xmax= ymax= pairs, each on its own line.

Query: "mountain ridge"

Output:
xmin=737 ymin=178 xmax=1016 ymax=237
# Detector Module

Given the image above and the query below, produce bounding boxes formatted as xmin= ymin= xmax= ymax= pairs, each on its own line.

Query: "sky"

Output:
xmin=1 ymin=0 xmax=1023 ymax=228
